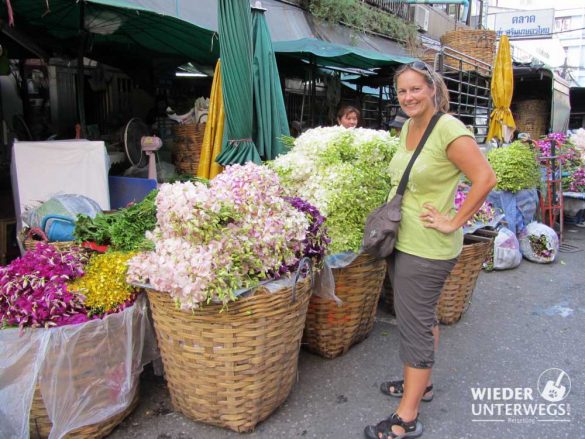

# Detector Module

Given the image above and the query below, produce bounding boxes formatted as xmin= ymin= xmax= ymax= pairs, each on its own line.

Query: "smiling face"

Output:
xmin=338 ymin=111 xmax=359 ymax=128
xmin=395 ymin=69 xmax=436 ymax=120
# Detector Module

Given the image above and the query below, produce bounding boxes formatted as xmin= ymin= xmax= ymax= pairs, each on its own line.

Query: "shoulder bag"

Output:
xmin=362 ymin=112 xmax=444 ymax=259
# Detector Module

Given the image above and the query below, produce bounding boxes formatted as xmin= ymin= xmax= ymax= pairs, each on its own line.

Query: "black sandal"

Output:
xmin=379 ymin=380 xmax=433 ymax=402
xmin=364 ymin=412 xmax=423 ymax=439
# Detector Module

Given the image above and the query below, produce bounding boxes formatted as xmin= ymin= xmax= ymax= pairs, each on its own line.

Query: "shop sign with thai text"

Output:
xmin=493 ymin=9 xmax=554 ymax=40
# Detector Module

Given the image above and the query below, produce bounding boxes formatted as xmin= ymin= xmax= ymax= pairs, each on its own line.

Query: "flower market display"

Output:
xmin=268 ymin=126 xmax=398 ymax=254
xmin=136 ymin=163 xmax=326 ymax=431
xmin=127 ymin=162 xmax=328 ymax=309
xmin=534 ymin=132 xmax=584 ymax=193
xmin=0 ymin=244 xmax=155 ymax=439
xmin=0 ymin=244 xmax=140 ymax=329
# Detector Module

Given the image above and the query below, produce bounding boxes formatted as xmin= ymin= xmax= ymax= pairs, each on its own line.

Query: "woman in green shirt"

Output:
xmin=365 ymin=62 xmax=496 ymax=439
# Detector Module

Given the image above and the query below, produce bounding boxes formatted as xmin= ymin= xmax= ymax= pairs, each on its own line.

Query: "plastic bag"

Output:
xmin=22 ymin=194 xmax=102 ymax=230
xmin=0 ymin=295 xmax=158 ymax=439
xmin=493 ymin=227 xmax=522 ymax=270
xmin=519 ymin=222 xmax=559 ymax=264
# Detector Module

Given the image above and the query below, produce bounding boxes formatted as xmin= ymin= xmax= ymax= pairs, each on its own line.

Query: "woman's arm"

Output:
xmin=420 ymin=136 xmax=497 ymax=234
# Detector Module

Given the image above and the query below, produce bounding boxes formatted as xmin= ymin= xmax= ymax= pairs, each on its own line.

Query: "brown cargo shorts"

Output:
xmin=388 ymin=250 xmax=457 ymax=369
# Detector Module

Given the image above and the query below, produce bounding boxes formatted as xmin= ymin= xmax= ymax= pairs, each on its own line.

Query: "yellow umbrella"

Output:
xmin=197 ymin=59 xmax=225 ymax=179
xmin=487 ymin=35 xmax=516 ymax=143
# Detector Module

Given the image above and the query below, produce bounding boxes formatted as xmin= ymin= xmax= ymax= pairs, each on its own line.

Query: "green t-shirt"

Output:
xmin=387 ymin=114 xmax=473 ymax=260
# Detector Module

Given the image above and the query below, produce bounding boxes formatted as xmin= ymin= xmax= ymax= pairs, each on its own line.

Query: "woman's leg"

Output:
xmin=388 ymin=252 xmax=455 ymax=434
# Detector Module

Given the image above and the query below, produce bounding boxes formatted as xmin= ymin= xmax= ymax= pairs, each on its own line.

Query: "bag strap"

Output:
xmin=396 ymin=112 xmax=444 ymax=196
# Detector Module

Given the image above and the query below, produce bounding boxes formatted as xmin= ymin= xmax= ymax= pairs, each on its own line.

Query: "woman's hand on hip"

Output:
xmin=420 ymin=203 xmax=457 ymax=234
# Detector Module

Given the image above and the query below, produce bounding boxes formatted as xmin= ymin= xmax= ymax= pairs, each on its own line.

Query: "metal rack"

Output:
xmin=539 ymin=139 xmax=564 ymax=241
xmin=434 ymin=46 xmax=492 ymax=143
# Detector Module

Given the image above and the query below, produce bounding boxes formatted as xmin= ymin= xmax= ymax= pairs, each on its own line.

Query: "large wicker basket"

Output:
xmin=440 ymin=29 xmax=496 ymax=71
xmin=172 ymin=122 xmax=206 ymax=175
xmin=302 ymin=253 xmax=387 ymax=359
xmin=29 ymin=385 xmax=139 ymax=439
xmin=436 ymin=234 xmax=493 ymax=324
xmin=381 ymin=234 xmax=494 ymax=323
xmin=146 ymin=277 xmax=311 ymax=432
xmin=20 ymin=227 xmax=88 ymax=255
xmin=513 ymin=99 xmax=549 ymax=139
xmin=26 ymin=297 xmax=149 ymax=439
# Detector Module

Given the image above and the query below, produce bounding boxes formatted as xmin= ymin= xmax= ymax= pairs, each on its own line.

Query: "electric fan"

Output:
xmin=123 ymin=117 xmax=163 ymax=181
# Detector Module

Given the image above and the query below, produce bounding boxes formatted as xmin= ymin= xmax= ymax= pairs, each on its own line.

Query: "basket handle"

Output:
xmin=27 ymin=227 xmax=49 ymax=242
xmin=291 ymin=257 xmax=313 ymax=303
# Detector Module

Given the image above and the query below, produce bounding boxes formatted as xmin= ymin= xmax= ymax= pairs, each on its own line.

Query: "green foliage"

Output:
xmin=308 ymin=0 xmax=418 ymax=46
xmin=74 ymin=190 xmax=158 ymax=251
xmin=487 ymin=142 xmax=540 ymax=192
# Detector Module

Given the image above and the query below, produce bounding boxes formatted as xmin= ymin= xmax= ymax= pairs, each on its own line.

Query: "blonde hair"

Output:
xmin=394 ymin=62 xmax=450 ymax=113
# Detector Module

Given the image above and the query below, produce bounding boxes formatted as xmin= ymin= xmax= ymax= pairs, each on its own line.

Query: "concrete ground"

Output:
xmin=110 ymin=225 xmax=585 ymax=439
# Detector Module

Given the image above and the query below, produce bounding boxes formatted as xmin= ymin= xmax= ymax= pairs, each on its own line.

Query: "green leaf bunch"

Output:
xmin=487 ymin=141 xmax=540 ymax=192
xmin=73 ymin=190 xmax=158 ymax=251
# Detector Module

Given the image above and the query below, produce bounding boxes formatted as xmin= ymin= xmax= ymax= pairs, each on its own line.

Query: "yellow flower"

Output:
xmin=69 ymin=251 xmax=138 ymax=313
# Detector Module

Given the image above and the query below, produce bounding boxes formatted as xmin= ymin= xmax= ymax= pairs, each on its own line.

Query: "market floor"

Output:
xmin=109 ymin=225 xmax=585 ymax=439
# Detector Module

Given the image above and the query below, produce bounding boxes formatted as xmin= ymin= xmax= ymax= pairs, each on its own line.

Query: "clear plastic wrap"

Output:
xmin=0 ymin=294 xmax=157 ymax=439
xmin=310 ymin=252 xmax=359 ymax=304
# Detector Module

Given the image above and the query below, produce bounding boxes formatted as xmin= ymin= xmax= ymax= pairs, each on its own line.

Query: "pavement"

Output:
xmin=109 ymin=225 xmax=585 ymax=439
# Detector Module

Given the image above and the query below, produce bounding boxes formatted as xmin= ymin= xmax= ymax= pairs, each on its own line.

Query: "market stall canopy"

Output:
xmin=272 ymin=38 xmax=416 ymax=70
xmin=1 ymin=0 xmax=219 ymax=66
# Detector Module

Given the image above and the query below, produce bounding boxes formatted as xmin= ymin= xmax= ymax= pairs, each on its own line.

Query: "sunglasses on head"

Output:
xmin=409 ymin=61 xmax=431 ymax=73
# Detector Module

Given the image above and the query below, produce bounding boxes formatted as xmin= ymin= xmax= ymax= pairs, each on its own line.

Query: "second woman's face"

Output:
xmin=339 ymin=112 xmax=359 ymax=128
xmin=395 ymin=70 xmax=435 ymax=120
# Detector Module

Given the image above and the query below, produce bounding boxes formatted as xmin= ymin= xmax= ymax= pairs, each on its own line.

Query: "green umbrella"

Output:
xmin=251 ymin=3 xmax=289 ymax=161
xmin=215 ymin=0 xmax=261 ymax=166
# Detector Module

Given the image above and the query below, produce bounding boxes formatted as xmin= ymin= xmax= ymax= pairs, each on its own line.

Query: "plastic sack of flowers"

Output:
xmin=0 ymin=244 xmax=157 ymax=438
xmin=493 ymin=227 xmax=522 ymax=270
xmin=519 ymin=222 xmax=559 ymax=264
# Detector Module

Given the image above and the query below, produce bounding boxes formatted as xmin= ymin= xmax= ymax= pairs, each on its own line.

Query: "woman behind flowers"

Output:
xmin=364 ymin=62 xmax=496 ymax=439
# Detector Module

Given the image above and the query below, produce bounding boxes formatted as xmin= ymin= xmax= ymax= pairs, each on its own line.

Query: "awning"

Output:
xmin=273 ymin=38 xmax=416 ymax=70
xmin=1 ymin=0 xmax=219 ymax=66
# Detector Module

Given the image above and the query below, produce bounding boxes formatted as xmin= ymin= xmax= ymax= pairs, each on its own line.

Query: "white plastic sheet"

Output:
xmin=11 ymin=139 xmax=111 ymax=232
xmin=0 ymin=295 xmax=157 ymax=439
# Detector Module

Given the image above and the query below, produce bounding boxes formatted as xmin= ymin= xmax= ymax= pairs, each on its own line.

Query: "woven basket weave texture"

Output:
xmin=440 ymin=29 xmax=496 ymax=72
xmin=146 ymin=277 xmax=311 ymax=432
xmin=172 ymin=123 xmax=205 ymax=176
xmin=436 ymin=234 xmax=492 ymax=324
xmin=513 ymin=99 xmax=549 ymax=139
xmin=303 ymin=253 xmax=387 ymax=359
xmin=29 ymin=385 xmax=139 ymax=439
xmin=382 ymin=234 xmax=493 ymax=324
